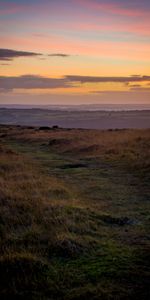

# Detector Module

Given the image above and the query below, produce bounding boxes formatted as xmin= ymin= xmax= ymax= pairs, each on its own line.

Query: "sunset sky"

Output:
xmin=0 ymin=0 xmax=150 ymax=105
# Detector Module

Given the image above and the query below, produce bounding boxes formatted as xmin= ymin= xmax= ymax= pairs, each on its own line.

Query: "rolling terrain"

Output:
xmin=0 ymin=125 xmax=150 ymax=299
xmin=0 ymin=108 xmax=150 ymax=129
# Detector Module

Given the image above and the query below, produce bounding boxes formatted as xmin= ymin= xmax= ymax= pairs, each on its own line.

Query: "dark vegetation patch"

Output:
xmin=48 ymin=187 xmax=71 ymax=199
xmin=48 ymin=138 xmax=71 ymax=146
xmin=77 ymin=144 xmax=101 ymax=154
xmin=60 ymin=163 xmax=87 ymax=169
xmin=52 ymin=125 xmax=60 ymax=129
xmin=38 ymin=125 xmax=61 ymax=131
xmin=94 ymin=214 xmax=137 ymax=226
xmin=49 ymin=238 xmax=87 ymax=258
xmin=27 ymin=126 xmax=35 ymax=129
xmin=0 ymin=145 xmax=18 ymax=155
xmin=0 ymin=133 xmax=7 ymax=138
xmin=38 ymin=126 xmax=52 ymax=130
xmin=0 ymin=254 xmax=50 ymax=299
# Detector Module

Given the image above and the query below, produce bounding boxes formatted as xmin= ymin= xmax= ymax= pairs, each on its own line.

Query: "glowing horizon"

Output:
xmin=0 ymin=0 xmax=150 ymax=105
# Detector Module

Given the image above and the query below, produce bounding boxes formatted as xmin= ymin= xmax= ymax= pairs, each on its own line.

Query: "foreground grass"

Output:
xmin=0 ymin=125 xmax=150 ymax=299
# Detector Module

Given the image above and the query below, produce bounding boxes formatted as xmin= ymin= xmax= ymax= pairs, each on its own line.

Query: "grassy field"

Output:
xmin=0 ymin=125 xmax=150 ymax=299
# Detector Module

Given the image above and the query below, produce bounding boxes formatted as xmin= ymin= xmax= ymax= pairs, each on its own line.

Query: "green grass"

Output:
xmin=0 ymin=125 xmax=150 ymax=299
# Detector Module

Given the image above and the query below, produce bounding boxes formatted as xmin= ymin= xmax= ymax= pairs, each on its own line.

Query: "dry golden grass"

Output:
xmin=0 ymin=144 xmax=76 ymax=261
xmin=2 ymin=126 xmax=149 ymax=169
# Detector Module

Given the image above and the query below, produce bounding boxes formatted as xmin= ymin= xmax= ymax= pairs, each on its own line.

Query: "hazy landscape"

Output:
xmin=0 ymin=124 xmax=149 ymax=299
xmin=0 ymin=108 xmax=150 ymax=129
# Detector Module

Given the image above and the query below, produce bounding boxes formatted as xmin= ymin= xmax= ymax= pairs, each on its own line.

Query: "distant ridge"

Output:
xmin=0 ymin=104 xmax=150 ymax=111
xmin=0 ymin=108 xmax=150 ymax=129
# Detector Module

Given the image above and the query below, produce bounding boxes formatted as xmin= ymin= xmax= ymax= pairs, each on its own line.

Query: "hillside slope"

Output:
xmin=0 ymin=125 xmax=150 ymax=299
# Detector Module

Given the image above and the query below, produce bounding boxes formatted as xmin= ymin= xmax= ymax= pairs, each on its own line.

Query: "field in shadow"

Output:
xmin=0 ymin=108 xmax=150 ymax=129
xmin=0 ymin=125 xmax=150 ymax=299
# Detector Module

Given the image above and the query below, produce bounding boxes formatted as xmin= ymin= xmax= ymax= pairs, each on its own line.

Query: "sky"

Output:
xmin=0 ymin=0 xmax=150 ymax=105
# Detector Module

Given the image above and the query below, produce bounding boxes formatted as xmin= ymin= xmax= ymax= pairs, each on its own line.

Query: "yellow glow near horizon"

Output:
xmin=0 ymin=0 xmax=150 ymax=103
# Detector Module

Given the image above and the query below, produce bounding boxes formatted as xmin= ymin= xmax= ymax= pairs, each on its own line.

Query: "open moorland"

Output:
xmin=0 ymin=108 xmax=150 ymax=129
xmin=0 ymin=125 xmax=150 ymax=299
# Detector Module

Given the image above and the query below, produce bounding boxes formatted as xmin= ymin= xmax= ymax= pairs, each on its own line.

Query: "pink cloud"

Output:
xmin=1 ymin=33 xmax=150 ymax=61
xmin=76 ymin=0 xmax=149 ymax=17
xmin=0 ymin=1 xmax=149 ymax=39
xmin=1 ymin=15 xmax=149 ymax=38
xmin=60 ymin=20 xmax=150 ymax=37
xmin=0 ymin=3 xmax=26 ymax=15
